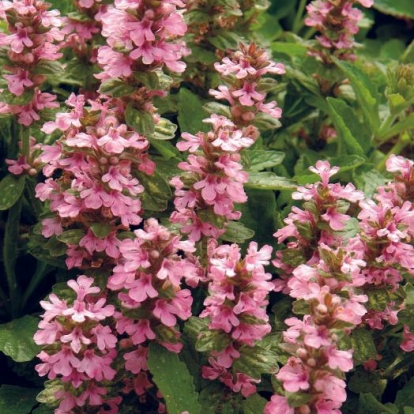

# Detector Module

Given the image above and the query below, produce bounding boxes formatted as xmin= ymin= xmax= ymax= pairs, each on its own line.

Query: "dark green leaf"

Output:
xmin=396 ymin=377 xmax=414 ymax=409
xmin=195 ymin=329 xmax=231 ymax=353
xmin=134 ymin=71 xmax=160 ymax=89
xmin=358 ymin=393 xmax=399 ymax=414
xmin=373 ymin=0 xmax=414 ymax=19
xmin=99 ymin=79 xmax=136 ymax=98
xmin=233 ymin=345 xmax=279 ymax=378
xmin=326 ymin=98 xmax=366 ymax=156
xmin=221 ymin=221 xmax=255 ymax=244
xmin=246 ymin=172 xmax=296 ymax=190
xmin=333 ymin=59 xmax=380 ymax=134
xmin=148 ymin=138 xmax=181 ymax=159
xmin=242 ymin=394 xmax=267 ymax=414
xmin=0 ymin=315 xmax=41 ymax=362
xmin=0 ymin=385 xmax=39 ymax=414
xmin=247 ymin=150 xmax=285 ymax=172
xmin=134 ymin=169 xmax=171 ymax=211
xmin=0 ymin=88 xmax=34 ymax=106
xmin=271 ymin=42 xmax=308 ymax=57
xmin=0 ymin=174 xmax=25 ymax=210
xmin=177 ymin=88 xmax=209 ymax=134
xmin=199 ymin=383 xmax=243 ymax=414
xmin=348 ymin=370 xmax=387 ymax=398
xmin=351 ymin=329 xmax=377 ymax=365
xmin=125 ymin=103 xmax=155 ymax=135
xmin=56 ymin=229 xmax=85 ymax=245
xmin=209 ymin=31 xmax=240 ymax=50
xmin=148 ymin=343 xmax=201 ymax=414
xmin=90 ymin=223 xmax=112 ymax=238
xmin=286 ymin=391 xmax=313 ymax=408
xmin=237 ymin=189 xmax=277 ymax=245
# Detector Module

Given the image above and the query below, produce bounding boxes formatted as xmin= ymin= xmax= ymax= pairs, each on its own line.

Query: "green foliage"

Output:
xmin=148 ymin=343 xmax=201 ymax=414
xmin=0 ymin=174 xmax=25 ymax=210
xmin=0 ymin=385 xmax=39 ymax=414
xmin=0 ymin=315 xmax=41 ymax=362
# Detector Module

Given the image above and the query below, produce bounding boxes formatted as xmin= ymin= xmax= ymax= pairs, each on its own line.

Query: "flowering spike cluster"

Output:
xmin=170 ymin=114 xmax=254 ymax=241
xmin=97 ymin=0 xmax=188 ymax=80
xmin=0 ymin=0 xmax=64 ymax=125
xmin=60 ymin=0 xmax=108 ymax=96
xmin=267 ymin=162 xmax=368 ymax=413
xmin=109 ymin=218 xmax=203 ymax=353
xmin=199 ymin=240 xmax=274 ymax=397
xmin=35 ymin=93 xmax=155 ymax=270
xmin=348 ymin=155 xmax=414 ymax=348
xmin=171 ymin=44 xmax=285 ymax=241
xmin=305 ymin=0 xmax=374 ymax=61
xmin=273 ymin=160 xmax=365 ymax=292
xmin=34 ymin=275 xmax=120 ymax=414
xmin=210 ymin=43 xmax=285 ymax=129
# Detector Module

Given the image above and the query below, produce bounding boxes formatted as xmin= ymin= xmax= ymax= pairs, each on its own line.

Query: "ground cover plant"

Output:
xmin=0 ymin=0 xmax=414 ymax=413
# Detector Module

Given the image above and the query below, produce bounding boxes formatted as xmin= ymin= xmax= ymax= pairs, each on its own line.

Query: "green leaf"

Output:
xmin=0 ymin=385 xmax=39 ymax=414
xmin=125 ymin=103 xmax=155 ymax=135
xmin=326 ymin=98 xmax=365 ymax=156
xmin=333 ymin=58 xmax=380 ymax=134
xmin=3 ymin=196 xmax=22 ymax=315
xmin=0 ymin=315 xmax=41 ymax=362
xmin=358 ymin=393 xmax=399 ymax=414
xmin=237 ymin=189 xmax=277 ymax=245
xmin=373 ymin=0 xmax=414 ymax=19
xmin=246 ymin=172 xmax=296 ymax=190
xmin=253 ymin=112 xmax=282 ymax=130
xmin=233 ymin=345 xmax=279 ymax=378
xmin=56 ymin=229 xmax=85 ymax=245
xmin=379 ymin=113 xmax=414 ymax=142
xmin=396 ymin=377 xmax=414 ymax=409
xmin=148 ymin=138 xmax=181 ymax=159
xmin=242 ymin=394 xmax=267 ymax=414
xmin=177 ymin=88 xmax=209 ymax=134
xmin=404 ymin=408 xmax=414 ymax=414
xmin=351 ymin=329 xmax=377 ymax=365
xmin=209 ymin=31 xmax=240 ymax=50
xmin=0 ymin=88 xmax=34 ymax=106
xmin=199 ymin=383 xmax=243 ymax=414
xmin=152 ymin=117 xmax=177 ymax=140
xmin=271 ymin=42 xmax=308 ymax=57
xmin=134 ymin=169 xmax=171 ymax=211
xmin=203 ymin=102 xmax=231 ymax=118
xmin=348 ymin=370 xmax=387 ymax=398
xmin=134 ymin=71 xmax=160 ymax=89
xmin=286 ymin=392 xmax=313 ymax=408
xmin=99 ymin=79 xmax=136 ymax=98
xmin=0 ymin=174 xmax=25 ymax=210
xmin=247 ymin=150 xmax=285 ymax=172
xmin=148 ymin=343 xmax=201 ymax=414
xmin=221 ymin=221 xmax=255 ymax=244
xmin=353 ymin=168 xmax=387 ymax=198
xmin=90 ymin=222 xmax=112 ymax=238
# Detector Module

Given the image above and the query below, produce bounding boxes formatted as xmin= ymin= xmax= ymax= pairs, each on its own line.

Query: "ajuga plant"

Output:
xmin=0 ymin=0 xmax=414 ymax=414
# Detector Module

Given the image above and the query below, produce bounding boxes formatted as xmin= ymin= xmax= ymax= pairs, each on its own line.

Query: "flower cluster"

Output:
xmin=34 ymin=276 xmax=119 ymax=414
xmin=349 ymin=155 xmax=414 ymax=347
xmin=305 ymin=0 xmax=374 ymax=61
xmin=97 ymin=0 xmax=188 ymax=80
xmin=267 ymin=162 xmax=368 ymax=413
xmin=171 ymin=43 xmax=285 ymax=241
xmin=109 ymin=218 xmax=203 ymax=354
xmin=210 ymin=42 xmax=285 ymax=130
xmin=35 ymin=93 xmax=154 ymax=270
xmin=200 ymin=240 xmax=274 ymax=396
xmin=273 ymin=160 xmax=365 ymax=292
xmin=0 ymin=0 xmax=63 ymax=125
xmin=170 ymin=114 xmax=254 ymax=241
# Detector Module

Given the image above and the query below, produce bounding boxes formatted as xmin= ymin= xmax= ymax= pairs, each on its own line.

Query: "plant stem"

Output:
xmin=292 ymin=0 xmax=308 ymax=34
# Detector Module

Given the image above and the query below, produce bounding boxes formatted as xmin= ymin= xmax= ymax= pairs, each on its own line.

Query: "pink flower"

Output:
xmin=264 ymin=395 xmax=294 ymax=414
xmin=276 ymin=357 xmax=310 ymax=392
